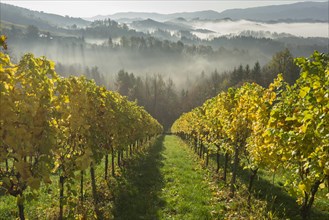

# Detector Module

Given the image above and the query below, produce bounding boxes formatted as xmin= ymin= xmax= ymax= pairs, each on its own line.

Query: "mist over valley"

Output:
xmin=1 ymin=1 xmax=328 ymax=128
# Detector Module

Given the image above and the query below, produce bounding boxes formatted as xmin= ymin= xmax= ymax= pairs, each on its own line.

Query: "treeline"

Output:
xmin=5 ymin=21 xmax=325 ymax=59
xmin=56 ymin=49 xmax=299 ymax=129
xmin=115 ymin=71 xmax=180 ymax=130
xmin=75 ymin=19 xmax=144 ymax=38
xmin=111 ymin=48 xmax=299 ymax=130
xmin=43 ymin=48 xmax=299 ymax=131
xmin=4 ymin=24 xmax=212 ymax=56
xmin=171 ymin=51 xmax=329 ymax=220
xmin=55 ymin=63 xmax=106 ymax=87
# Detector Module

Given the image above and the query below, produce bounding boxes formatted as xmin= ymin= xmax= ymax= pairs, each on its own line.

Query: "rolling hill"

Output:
xmin=86 ymin=2 xmax=328 ymax=22
xmin=218 ymin=1 xmax=329 ymax=22
xmin=0 ymin=3 xmax=90 ymax=30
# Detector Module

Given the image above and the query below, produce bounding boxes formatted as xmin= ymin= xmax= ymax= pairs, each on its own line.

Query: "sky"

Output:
xmin=1 ymin=0 xmax=327 ymax=18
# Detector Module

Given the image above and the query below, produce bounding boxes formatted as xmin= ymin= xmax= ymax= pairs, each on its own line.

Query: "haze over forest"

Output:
xmin=1 ymin=1 xmax=328 ymax=129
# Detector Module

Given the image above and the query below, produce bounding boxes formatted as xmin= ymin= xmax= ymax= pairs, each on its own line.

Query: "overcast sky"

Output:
xmin=1 ymin=1 xmax=326 ymax=18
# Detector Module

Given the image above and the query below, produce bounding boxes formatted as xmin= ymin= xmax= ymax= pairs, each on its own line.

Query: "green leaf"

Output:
xmin=313 ymin=81 xmax=321 ymax=90
xmin=0 ymin=35 xmax=7 ymax=50
xmin=27 ymin=177 xmax=40 ymax=190
xmin=299 ymin=86 xmax=310 ymax=98
xmin=300 ymin=124 xmax=308 ymax=133
xmin=285 ymin=116 xmax=296 ymax=121
xmin=298 ymin=183 xmax=306 ymax=192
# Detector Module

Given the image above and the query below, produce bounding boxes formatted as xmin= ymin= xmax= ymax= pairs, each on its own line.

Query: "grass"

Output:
xmin=0 ymin=169 xmax=61 ymax=219
xmin=157 ymin=135 xmax=221 ymax=219
xmin=112 ymin=135 xmax=223 ymax=219
xmin=1 ymin=135 xmax=327 ymax=219
xmin=0 ymin=143 xmax=142 ymax=219
xmin=196 ymin=141 xmax=329 ymax=220
xmin=111 ymin=136 xmax=166 ymax=219
xmin=0 ymin=158 xmax=114 ymax=219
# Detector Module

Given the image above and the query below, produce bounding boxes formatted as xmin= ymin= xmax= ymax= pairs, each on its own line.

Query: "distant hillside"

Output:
xmin=87 ymin=2 xmax=328 ymax=22
xmin=88 ymin=11 xmax=222 ymax=22
xmin=130 ymin=18 xmax=191 ymax=32
xmin=0 ymin=3 xmax=90 ymax=30
xmin=218 ymin=1 xmax=329 ymax=22
xmin=90 ymin=12 xmax=167 ymax=22
xmin=171 ymin=10 xmax=222 ymax=20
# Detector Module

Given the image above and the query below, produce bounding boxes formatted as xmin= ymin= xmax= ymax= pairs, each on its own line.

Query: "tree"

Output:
xmin=231 ymin=65 xmax=244 ymax=86
xmin=209 ymin=69 xmax=221 ymax=96
xmin=120 ymin=36 xmax=130 ymax=48
xmin=90 ymin=66 xmax=105 ymax=86
xmin=108 ymin=37 xmax=113 ymax=47
xmin=251 ymin=61 xmax=262 ymax=85
xmin=263 ymin=48 xmax=299 ymax=85
xmin=26 ymin=25 xmax=39 ymax=39
xmin=115 ymin=70 xmax=135 ymax=98
xmin=244 ymin=64 xmax=250 ymax=80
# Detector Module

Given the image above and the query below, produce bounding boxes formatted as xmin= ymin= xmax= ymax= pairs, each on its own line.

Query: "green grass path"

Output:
xmin=113 ymin=135 xmax=220 ymax=220
xmin=158 ymin=135 xmax=219 ymax=219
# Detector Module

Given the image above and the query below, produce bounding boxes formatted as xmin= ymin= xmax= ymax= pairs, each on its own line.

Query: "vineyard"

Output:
xmin=1 ymin=34 xmax=329 ymax=220
xmin=172 ymin=51 xmax=329 ymax=219
xmin=0 ymin=36 xmax=162 ymax=219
